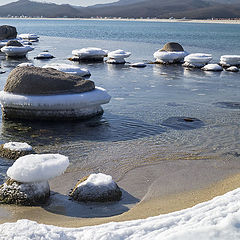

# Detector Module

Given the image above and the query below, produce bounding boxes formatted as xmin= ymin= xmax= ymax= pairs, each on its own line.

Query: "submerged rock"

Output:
xmin=4 ymin=66 xmax=95 ymax=95
xmin=69 ymin=173 xmax=122 ymax=202
xmin=0 ymin=142 xmax=33 ymax=160
xmin=0 ymin=178 xmax=50 ymax=205
xmin=0 ymin=25 xmax=17 ymax=40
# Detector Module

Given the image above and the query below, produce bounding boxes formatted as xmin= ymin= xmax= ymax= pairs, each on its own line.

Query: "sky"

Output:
xmin=0 ymin=0 xmax=118 ymax=7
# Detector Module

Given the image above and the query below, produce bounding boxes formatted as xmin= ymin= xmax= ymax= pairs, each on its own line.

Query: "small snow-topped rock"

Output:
xmin=19 ymin=33 xmax=39 ymax=42
xmin=1 ymin=44 xmax=34 ymax=57
xmin=220 ymin=55 xmax=240 ymax=67
xmin=107 ymin=49 xmax=131 ymax=59
xmin=202 ymin=64 xmax=223 ymax=71
xmin=34 ymin=52 xmax=54 ymax=59
xmin=43 ymin=63 xmax=91 ymax=77
xmin=226 ymin=66 xmax=239 ymax=72
xmin=7 ymin=154 xmax=69 ymax=183
xmin=154 ymin=51 xmax=188 ymax=64
xmin=17 ymin=62 xmax=34 ymax=67
xmin=3 ymin=142 xmax=32 ymax=152
xmin=70 ymin=173 xmax=122 ymax=202
xmin=130 ymin=62 xmax=147 ymax=68
xmin=183 ymin=53 xmax=212 ymax=68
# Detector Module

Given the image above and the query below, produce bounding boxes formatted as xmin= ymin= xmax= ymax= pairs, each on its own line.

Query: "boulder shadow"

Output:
xmin=43 ymin=188 xmax=139 ymax=218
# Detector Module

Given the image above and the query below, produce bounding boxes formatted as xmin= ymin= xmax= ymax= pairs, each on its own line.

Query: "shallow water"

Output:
xmin=0 ymin=19 xmax=239 ymax=183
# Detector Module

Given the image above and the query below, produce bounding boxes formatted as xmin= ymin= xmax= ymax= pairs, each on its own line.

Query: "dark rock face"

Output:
xmin=0 ymin=25 xmax=17 ymax=40
xmin=69 ymin=176 xmax=122 ymax=202
xmin=0 ymin=179 xmax=50 ymax=206
xmin=4 ymin=66 xmax=95 ymax=95
xmin=161 ymin=42 xmax=184 ymax=52
xmin=6 ymin=40 xmax=23 ymax=47
xmin=0 ymin=144 xmax=34 ymax=160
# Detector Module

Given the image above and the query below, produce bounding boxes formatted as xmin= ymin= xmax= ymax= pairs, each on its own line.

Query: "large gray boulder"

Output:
xmin=160 ymin=42 xmax=184 ymax=52
xmin=4 ymin=66 xmax=95 ymax=95
xmin=0 ymin=25 xmax=17 ymax=40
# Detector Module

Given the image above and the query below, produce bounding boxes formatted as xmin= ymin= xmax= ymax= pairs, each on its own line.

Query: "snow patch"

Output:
xmin=17 ymin=63 xmax=34 ymax=67
xmin=154 ymin=51 xmax=188 ymax=63
xmin=3 ymin=142 xmax=32 ymax=152
xmin=220 ymin=55 xmax=240 ymax=67
xmin=183 ymin=53 xmax=212 ymax=67
xmin=72 ymin=47 xmax=108 ymax=58
xmin=35 ymin=52 xmax=54 ymax=59
xmin=130 ymin=62 xmax=147 ymax=68
xmin=202 ymin=63 xmax=223 ymax=71
xmin=7 ymin=154 xmax=69 ymax=183
xmin=107 ymin=49 xmax=131 ymax=59
xmin=1 ymin=45 xmax=34 ymax=57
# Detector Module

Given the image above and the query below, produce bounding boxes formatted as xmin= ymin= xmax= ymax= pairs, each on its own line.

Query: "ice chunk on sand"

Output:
xmin=7 ymin=154 xmax=69 ymax=183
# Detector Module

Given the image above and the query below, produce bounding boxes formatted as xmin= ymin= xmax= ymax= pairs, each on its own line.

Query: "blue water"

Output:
xmin=0 ymin=19 xmax=239 ymax=183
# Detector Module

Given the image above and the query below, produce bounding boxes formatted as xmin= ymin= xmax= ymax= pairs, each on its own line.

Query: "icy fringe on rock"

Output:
xmin=70 ymin=173 xmax=122 ymax=202
xmin=226 ymin=66 xmax=239 ymax=72
xmin=130 ymin=62 xmax=147 ymax=68
xmin=0 ymin=179 xmax=50 ymax=205
xmin=7 ymin=154 xmax=69 ymax=183
xmin=2 ymin=187 xmax=240 ymax=239
xmin=220 ymin=55 xmax=240 ymax=67
xmin=3 ymin=142 xmax=32 ymax=152
xmin=43 ymin=63 xmax=91 ymax=77
xmin=17 ymin=62 xmax=34 ymax=67
xmin=183 ymin=53 xmax=212 ymax=68
xmin=1 ymin=45 xmax=34 ymax=57
xmin=153 ymin=51 xmax=188 ymax=64
xmin=106 ymin=49 xmax=131 ymax=64
xmin=35 ymin=52 xmax=54 ymax=59
xmin=201 ymin=63 xmax=223 ymax=71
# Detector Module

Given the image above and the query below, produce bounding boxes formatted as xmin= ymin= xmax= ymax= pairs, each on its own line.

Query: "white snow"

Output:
xmin=107 ymin=49 xmax=131 ymax=59
xmin=19 ymin=33 xmax=39 ymax=41
xmin=0 ymin=87 xmax=111 ymax=110
xmin=183 ymin=53 xmax=212 ymax=67
xmin=220 ymin=55 xmax=240 ymax=67
xmin=72 ymin=47 xmax=108 ymax=58
xmin=42 ymin=63 xmax=91 ymax=77
xmin=7 ymin=154 xmax=69 ymax=183
xmin=153 ymin=51 xmax=188 ymax=63
xmin=35 ymin=52 xmax=54 ymax=59
xmin=3 ymin=142 xmax=32 ymax=152
xmin=226 ymin=66 xmax=239 ymax=72
xmin=1 ymin=45 xmax=34 ymax=57
xmin=130 ymin=62 xmax=147 ymax=68
xmin=201 ymin=63 xmax=223 ymax=71
xmin=78 ymin=173 xmax=115 ymax=188
xmin=1 ymin=187 xmax=240 ymax=239
xmin=17 ymin=63 xmax=34 ymax=67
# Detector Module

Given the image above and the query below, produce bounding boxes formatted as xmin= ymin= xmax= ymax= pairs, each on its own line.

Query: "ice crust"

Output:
xmin=1 ymin=45 xmax=34 ymax=55
xmin=202 ymin=63 xmax=223 ymax=71
xmin=0 ymin=87 xmax=111 ymax=110
xmin=184 ymin=53 xmax=212 ymax=63
xmin=7 ymin=154 xmax=69 ymax=183
xmin=17 ymin=63 xmax=34 ymax=67
xmin=43 ymin=63 xmax=91 ymax=76
xmin=3 ymin=142 xmax=33 ymax=152
xmin=154 ymin=51 xmax=188 ymax=63
xmin=130 ymin=62 xmax=147 ymax=67
xmin=220 ymin=55 xmax=240 ymax=66
xmin=35 ymin=52 xmax=54 ymax=58
xmin=72 ymin=47 xmax=108 ymax=57
xmin=19 ymin=34 xmax=39 ymax=40
xmin=107 ymin=49 xmax=131 ymax=59
xmin=1 ymin=187 xmax=240 ymax=239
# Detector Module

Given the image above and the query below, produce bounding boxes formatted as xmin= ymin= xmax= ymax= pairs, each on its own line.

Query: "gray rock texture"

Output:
xmin=0 ymin=25 xmax=17 ymax=40
xmin=160 ymin=42 xmax=184 ymax=52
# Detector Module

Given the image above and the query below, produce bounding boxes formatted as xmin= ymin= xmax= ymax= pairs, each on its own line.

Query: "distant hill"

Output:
xmin=0 ymin=0 xmax=239 ymax=19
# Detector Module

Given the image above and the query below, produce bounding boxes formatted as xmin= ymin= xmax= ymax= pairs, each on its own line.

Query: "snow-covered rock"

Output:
xmin=130 ymin=62 xmax=147 ymax=68
xmin=7 ymin=154 xmax=69 ymax=183
xmin=0 ymin=142 xmax=33 ymax=160
xmin=106 ymin=49 xmax=131 ymax=64
xmin=183 ymin=53 xmax=212 ymax=68
xmin=71 ymin=47 xmax=108 ymax=62
xmin=0 ymin=179 xmax=50 ymax=205
xmin=19 ymin=33 xmax=39 ymax=42
xmin=69 ymin=173 xmax=122 ymax=202
xmin=43 ymin=63 xmax=91 ymax=77
xmin=1 ymin=41 xmax=34 ymax=57
xmin=220 ymin=55 xmax=240 ymax=67
xmin=34 ymin=52 xmax=54 ymax=59
xmin=226 ymin=66 xmax=239 ymax=72
xmin=17 ymin=62 xmax=34 ymax=67
xmin=201 ymin=63 xmax=223 ymax=71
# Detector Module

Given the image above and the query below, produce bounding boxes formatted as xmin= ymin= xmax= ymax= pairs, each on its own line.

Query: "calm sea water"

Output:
xmin=0 ymin=19 xmax=239 ymax=183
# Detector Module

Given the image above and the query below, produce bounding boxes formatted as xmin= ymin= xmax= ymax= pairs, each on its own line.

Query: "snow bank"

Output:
xmin=43 ymin=63 xmax=91 ymax=77
xmin=1 ymin=45 xmax=34 ymax=57
xmin=1 ymin=187 xmax=240 ymax=239
xmin=0 ymin=87 xmax=111 ymax=110
xmin=220 ymin=55 xmax=240 ymax=67
xmin=201 ymin=63 xmax=223 ymax=71
xmin=183 ymin=53 xmax=212 ymax=67
xmin=7 ymin=154 xmax=69 ymax=183
xmin=72 ymin=47 xmax=108 ymax=58
xmin=3 ymin=142 xmax=32 ymax=152
xmin=17 ymin=63 xmax=34 ymax=67
xmin=153 ymin=51 xmax=188 ymax=64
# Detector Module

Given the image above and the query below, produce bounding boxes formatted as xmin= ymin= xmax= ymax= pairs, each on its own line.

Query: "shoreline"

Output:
xmin=0 ymin=17 xmax=240 ymax=25
xmin=1 ymin=157 xmax=240 ymax=228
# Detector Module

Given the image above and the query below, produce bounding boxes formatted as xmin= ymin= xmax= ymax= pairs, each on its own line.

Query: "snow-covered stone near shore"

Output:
xmin=106 ymin=49 xmax=131 ymax=64
xmin=43 ymin=63 xmax=91 ymax=77
xmin=19 ymin=33 xmax=39 ymax=42
xmin=0 ymin=142 xmax=33 ymax=160
xmin=220 ymin=55 xmax=240 ymax=67
xmin=34 ymin=52 xmax=54 ymax=59
xmin=183 ymin=53 xmax=212 ymax=68
xmin=1 ymin=187 xmax=240 ymax=238
xmin=7 ymin=154 xmax=69 ymax=183
xmin=71 ymin=47 xmax=108 ymax=62
xmin=201 ymin=63 xmax=223 ymax=71
xmin=130 ymin=62 xmax=147 ymax=68
xmin=226 ymin=66 xmax=239 ymax=72
xmin=17 ymin=62 xmax=34 ymax=67
xmin=70 ymin=173 xmax=122 ymax=202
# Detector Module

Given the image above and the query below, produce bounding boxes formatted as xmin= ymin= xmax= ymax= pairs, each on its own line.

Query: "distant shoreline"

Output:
xmin=0 ymin=17 xmax=240 ymax=24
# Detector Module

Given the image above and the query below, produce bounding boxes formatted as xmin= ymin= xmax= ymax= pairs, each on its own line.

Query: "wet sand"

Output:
xmin=1 ymin=157 xmax=240 ymax=227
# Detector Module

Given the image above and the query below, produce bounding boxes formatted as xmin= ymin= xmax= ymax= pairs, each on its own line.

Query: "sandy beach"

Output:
xmin=1 ymin=156 xmax=240 ymax=228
